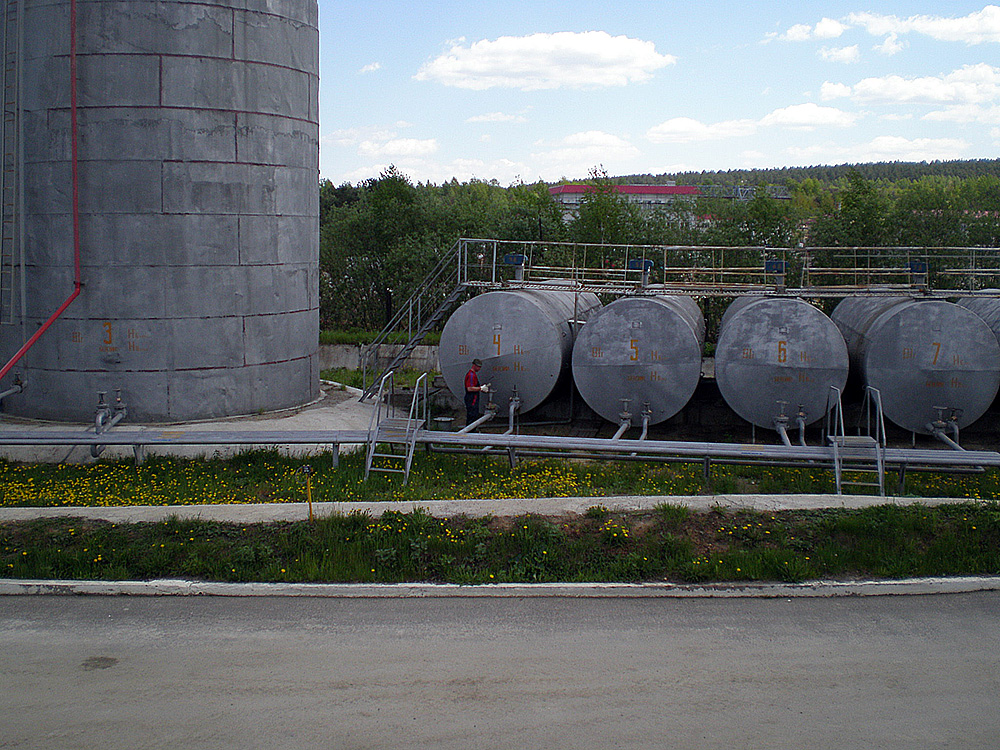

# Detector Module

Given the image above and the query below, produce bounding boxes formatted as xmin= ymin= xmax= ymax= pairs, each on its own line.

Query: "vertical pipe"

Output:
xmin=0 ymin=0 xmax=81 ymax=383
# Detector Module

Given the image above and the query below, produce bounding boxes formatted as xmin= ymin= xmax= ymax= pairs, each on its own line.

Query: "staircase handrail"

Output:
xmin=824 ymin=385 xmax=846 ymax=443
xmin=407 ymin=372 xmax=428 ymax=423
xmin=360 ymin=238 xmax=467 ymax=393
xmin=367 ymin=370 xmax=394 ymax=433
xmin=864 ymin=386 xmax=888 ymax=449
xmin=362 ymin=238 xmax=463 ymax=355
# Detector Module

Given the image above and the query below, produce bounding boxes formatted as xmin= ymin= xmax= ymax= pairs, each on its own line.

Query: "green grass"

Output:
xmin=3 ymin=503 xmax=998 ymax=584
xmin=321 ymin=367 xmax=430 ymax=390
xmin=319 ymin=329 xmax=441 ymax=346
xmin=2 ymin=450 xmax=999 ymax=584
xmin=1 ymin=449 xmax=997 ymax=510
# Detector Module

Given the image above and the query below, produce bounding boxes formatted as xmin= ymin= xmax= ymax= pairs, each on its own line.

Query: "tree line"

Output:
xmin=319 ymin=163 xmax=1000 ymax=330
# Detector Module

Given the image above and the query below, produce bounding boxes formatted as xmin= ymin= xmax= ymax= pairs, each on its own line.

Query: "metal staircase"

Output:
xmin=360 ymin=239 xmax=472 ymax=400
xmin=826 ymin=386 xmax=886 ymax=496
xmin=0 ymin=0 xmax=22 ymax=326
xmin=364 ymin=371 xmax=429 ymax=484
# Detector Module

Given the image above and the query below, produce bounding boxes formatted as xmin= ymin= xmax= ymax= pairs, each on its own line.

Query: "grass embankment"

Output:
xmin=319 ymin=330 xmax=441 ymax=346
xmin=1 ymin=450 xmax=998 ymax=584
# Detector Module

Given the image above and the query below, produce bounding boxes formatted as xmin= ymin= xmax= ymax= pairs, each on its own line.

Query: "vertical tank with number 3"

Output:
xmin=715 ymin=297 xmax=849 ymax=430
xmin=571 ymin=294 xmax=704 ymax=425
xmin=831 ymin=297 xmax=1000 ymax=433
xmin=439 ymin=287 xmax=601 ymax=413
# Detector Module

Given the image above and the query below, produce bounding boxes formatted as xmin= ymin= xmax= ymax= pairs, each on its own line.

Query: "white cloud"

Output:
xmin=414 ymin=31 xmax=676 ymax=90
xmin=778 ymin=18 xmax=847 ymax=41
xmin=819 ymin=45 xmax=860 ymax=63
xmin=531 ymin=131 xmax=641 ymax=176
xmin=820 ymin=81 xmax=853 ymax=100
xmin=647 ymin=104 xmax=856 ymax=143
xmin=834 ymin=64 xmax=1000 ymax=105
xmin=777 ymin=7 xmax=1000 ymax=48
xmin=923 ymin=104 xmax=1000 ymax=124
xmin=874 ymin=33 xmax=906 ymax=55
xmin=859 ymin=136 xmax=970 ymax=161
xmin=760 ymin=103 xmax=858 ymax=129
xmin=814 ymin=18 xmax=849 ymax=39
xmin=466 ymin=112 xmax=528 ymax=124
xmin=359 ymin=62 xmax=382 ymax=74
xmin=339 ymin=158 xmax=531 ymax=186
xmin=788 ymin=136 xmax=969 ymax=163
xmin=646 ymin=116 xmax=756 ymax=142
xmin=358 ymin=138 xmax=439 ymax=158
xmin=847 ymin=6 xmax=1000 ymax=44
xmin=323 ymin=127 xmax=396 ymax=148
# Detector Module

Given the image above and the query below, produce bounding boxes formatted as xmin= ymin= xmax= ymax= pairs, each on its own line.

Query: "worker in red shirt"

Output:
xmin=464 ymin=358 xmax=488 ymax=426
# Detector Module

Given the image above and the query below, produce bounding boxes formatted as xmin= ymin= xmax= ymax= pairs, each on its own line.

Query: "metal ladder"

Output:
xmin=360 ymin=238 xmax=472 ymax=399
xmin=0 ymin=0 xmax=22 ymax=326
xmin=364 ymin=371 xmax=429 ymax=485
xmin=825 ymin=386 xmax=886 ymax=496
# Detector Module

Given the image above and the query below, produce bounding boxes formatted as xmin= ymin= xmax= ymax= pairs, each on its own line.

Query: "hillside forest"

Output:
xmin=319 ymin=160 xmax=1000 ymax=331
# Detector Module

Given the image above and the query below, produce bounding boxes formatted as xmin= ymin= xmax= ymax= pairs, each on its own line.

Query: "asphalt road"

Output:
xmin=2 ymin=593 xmax=999 ymax=749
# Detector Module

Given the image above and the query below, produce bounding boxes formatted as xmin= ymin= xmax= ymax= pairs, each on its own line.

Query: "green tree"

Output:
xmin=569 ymin=167 xmax=643 ymax=245
xmin=811 ymin=170 xmax=889 ymax=246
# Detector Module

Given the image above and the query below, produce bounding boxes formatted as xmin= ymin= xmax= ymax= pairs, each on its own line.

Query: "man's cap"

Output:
xmin=472 ymin=358 xmax=482 ymax=366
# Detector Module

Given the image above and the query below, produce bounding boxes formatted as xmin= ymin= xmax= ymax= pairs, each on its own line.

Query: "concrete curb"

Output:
xmin=3 ymin=576 xmax=1000 ymax=598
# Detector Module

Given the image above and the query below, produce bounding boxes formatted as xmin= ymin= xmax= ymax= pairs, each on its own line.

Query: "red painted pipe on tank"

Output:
xmin=0 ymin=0 xmax=82 ymax=383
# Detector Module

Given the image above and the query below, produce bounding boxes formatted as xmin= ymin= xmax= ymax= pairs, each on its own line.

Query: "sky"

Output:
xmin=318 ymin=1 xmax=1000 ymax=186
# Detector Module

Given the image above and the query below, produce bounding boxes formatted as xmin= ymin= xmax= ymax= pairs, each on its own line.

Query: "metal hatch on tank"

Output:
xmin=715 ymin=297 xmax=849 ymax=431
xmin=571 ymin=294 xmax=704 ymax=425
xmin=831 ymin=296 xmax=1000 ymax=434
xmin=439 ymin=286 xmax=601 ymax=413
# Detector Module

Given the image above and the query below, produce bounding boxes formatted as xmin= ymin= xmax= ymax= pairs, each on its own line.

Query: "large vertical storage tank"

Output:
xmin=831 ymin=297 xmax=1000 ymax=434
xmin=1 ymin=0 xmax=320 ymax=421
xmin=439 ymin=287 xmax=601 ymax=413
xmin=715 ymin=297 xmax=849 ymax=429
xmin=571 ymin=294 xmax=704 ymax=425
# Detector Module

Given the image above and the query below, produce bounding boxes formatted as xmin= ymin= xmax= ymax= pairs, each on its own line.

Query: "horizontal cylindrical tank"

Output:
xmin=956 ymin=295 xmax=1000 ymax=344
xmin=1 ymin=0 xmax=320 ymax=421
xmin=831 ymin=297 xmax=1000 ymax=433
xmin=715 ymin=297 xmax=849 ymax=429
xmin=439 ymin=287 xmax=601 ymax=413
xmin=571 ymin=295 xmax=704 ymax=425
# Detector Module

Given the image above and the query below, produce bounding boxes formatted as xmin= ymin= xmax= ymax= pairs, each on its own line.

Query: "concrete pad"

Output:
xmin=0 ymin=381 xmax=373 ymax=463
